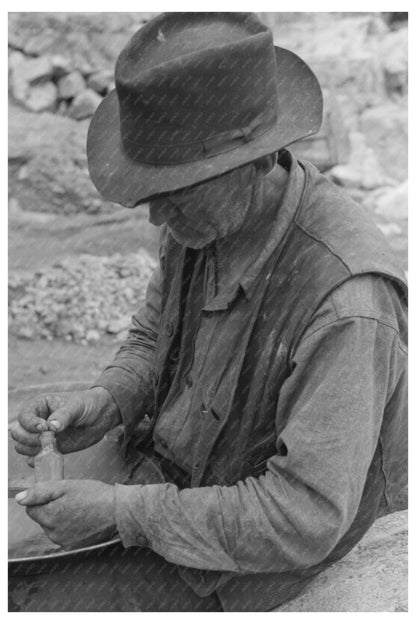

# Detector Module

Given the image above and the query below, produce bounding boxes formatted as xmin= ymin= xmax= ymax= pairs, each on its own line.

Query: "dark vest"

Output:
xmin=150 ymin=154 xmax=408 ymax=611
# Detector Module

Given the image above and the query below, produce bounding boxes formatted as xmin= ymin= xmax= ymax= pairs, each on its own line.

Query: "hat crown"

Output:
xmin=115 ymin=13 xmax=279 ymax=164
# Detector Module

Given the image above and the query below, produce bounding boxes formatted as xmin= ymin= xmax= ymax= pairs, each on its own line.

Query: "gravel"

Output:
xmin=9 ymin=250 xmax=156 ymax=344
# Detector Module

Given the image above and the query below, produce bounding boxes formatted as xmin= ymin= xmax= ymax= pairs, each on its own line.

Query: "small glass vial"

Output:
xmin=34 ymin=431 xmax=64 ymax=482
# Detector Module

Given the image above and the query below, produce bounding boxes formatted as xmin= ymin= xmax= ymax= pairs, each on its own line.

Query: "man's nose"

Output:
xmin=148 ymin=200 xmax=177 ymax=226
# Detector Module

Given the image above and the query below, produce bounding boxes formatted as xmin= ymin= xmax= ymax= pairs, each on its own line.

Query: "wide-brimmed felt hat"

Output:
xmin=87 ymin=12 xmax=323 ymax=207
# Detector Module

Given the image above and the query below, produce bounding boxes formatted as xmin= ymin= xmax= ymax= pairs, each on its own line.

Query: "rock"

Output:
xmin=377 ymin=222 xmax=402 ymax=237
xmin=8 ymin=251 xmax=155 ymax=343
xmin=8 ymin=50 xmax=25 ymax=73
xmin=275 ymin=510 xmax=408 ymax=612
xmin=19 ymin=327 xmax=35 ymax=340
xmin=107 ymin=315 xmax=132 ymax=335
xmin=10 ymin=55 xmax=55 ymax=106
xmin=85 ymin=329 xmax=100 ymax=342
xmin=88 ymin=70 xmax=114 ymax=94
xmin=273 ymin=15 xmax=389 ymax=109
xmin=380 ymin=28 xmax=408 ymax=95
xmin=374 ymin=180 xmax=408 ymax=220
xmin=56 ymin=100 xmax=68 ymax=116
xmin=360 ymin=104 xmax=408 ymax=183
xmin=57 ymin=70 xmax=86 ymax=99
xmin=328 ymin=132 xmax=390 ymax=190
xmin=68 ymin=89 xmax=102 ymax=119
xmin=328 ymin=165 xmax=362 ymax=189
xmin=25 ymin=82 xmax=57 ymax=113
xmin=8 ymin=12 xmax=153 ymax=75
xmin=17 ymin=56 xmax=54 ymax=85
xmin=8 ymin=105 xmax=101 ymax=213
xmin=51 ymin=54 xmax=73 ymax=77
xmin=328 ymin=132 xmax=395 ymax=191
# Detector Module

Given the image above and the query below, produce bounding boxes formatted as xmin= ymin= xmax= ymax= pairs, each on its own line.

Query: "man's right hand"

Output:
xmin=9 ymin=387 xmax=122 ymax=465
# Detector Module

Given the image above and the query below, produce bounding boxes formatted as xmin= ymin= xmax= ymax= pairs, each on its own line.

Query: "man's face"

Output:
xmin=148 ymin=164 xmax=257 ymax=249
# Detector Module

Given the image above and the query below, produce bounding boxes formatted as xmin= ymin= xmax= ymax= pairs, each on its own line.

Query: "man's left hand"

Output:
xmin=15 ymin=480 xmax=117 ymax=550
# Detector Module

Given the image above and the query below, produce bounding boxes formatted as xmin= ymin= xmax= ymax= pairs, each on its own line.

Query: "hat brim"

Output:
xmin=87 ymin=46 xmax=323 ymax=207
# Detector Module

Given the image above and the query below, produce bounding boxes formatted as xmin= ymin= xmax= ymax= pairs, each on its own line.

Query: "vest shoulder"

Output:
xmin=295 ymin=163 xmax=407 ymax=289
xmin=331 ymin=275 xmax=407 ymax=338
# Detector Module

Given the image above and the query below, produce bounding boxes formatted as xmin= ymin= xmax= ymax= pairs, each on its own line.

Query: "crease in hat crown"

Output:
xmin=115 ymin=13 xmax=279 ymax=165
xmin=87 ymin=12 xmax=323 ymax=207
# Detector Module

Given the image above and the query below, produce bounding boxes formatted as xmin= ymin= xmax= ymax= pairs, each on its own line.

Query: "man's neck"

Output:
xmin=215 ymin=163 xmax=290 ymax=293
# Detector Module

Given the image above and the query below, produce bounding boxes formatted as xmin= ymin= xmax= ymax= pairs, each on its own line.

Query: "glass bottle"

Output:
xmin=34 ymin=431 xmax=64 ymax=482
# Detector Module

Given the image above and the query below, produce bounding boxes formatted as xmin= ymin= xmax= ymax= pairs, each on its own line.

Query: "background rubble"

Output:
xmin=9 ymin=251 xmax=156 ymax=344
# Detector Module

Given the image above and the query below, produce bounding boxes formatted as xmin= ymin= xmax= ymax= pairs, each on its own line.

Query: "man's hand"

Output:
xmin=9 ymin=387 xmax=122 ymax=465
xmin=15 ymin=480 xmax=117 ymax=550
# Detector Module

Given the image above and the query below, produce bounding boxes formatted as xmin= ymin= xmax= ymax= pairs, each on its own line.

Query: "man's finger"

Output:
xmin=13 ymin=442 xmax=40 ymax=457
xmin=15 ymin=482 xmax=65 ymax=506
xmin=9 ymin=421 xmax=41 ymax=447
xmin=46 ymin=403 xmax=79 ymax=432
xmin=17 ymin=396 xmax=50 ymax=433
xmin=26 ymin=506 xmax=54 ymax=530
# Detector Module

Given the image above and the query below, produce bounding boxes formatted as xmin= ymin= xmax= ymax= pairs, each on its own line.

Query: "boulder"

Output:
xmin=14 ymin=55 xmax=54 ymax=84
xmin=271 ymin=15 xmax=389 ymax=109
xmin=380 ymin=27 xmax=408 ymax=95
xmin=8 ymin=105 xmax=107 ymax=214
xmin=360 ymin=103 xmax=408 ymax=182
xmin=50 ymin=54 xmax=73 ymax=77
xmin=275 ymin=510 xmax=408 ymax=612
xmin=88 ymin=70 xmax=114 ymax=95
xmin=374 ymin=180 xmax=408 ymax=220
xmin=10 ymin=55 xmax=55 ymax=105
xmin=106 ymin=315 xmax=132 ymax=335
xmin=57 ymin=70 xmax=86 ymax=100
xmin=25 ymin=82 xmax=57 ymax=113
xmin=328 ymin=132 xmax=391 ymax=190
xmin=8 ymin=12 xmax=154 ymax=74
xmin=68 ymin=88 xmax=102 ymax=120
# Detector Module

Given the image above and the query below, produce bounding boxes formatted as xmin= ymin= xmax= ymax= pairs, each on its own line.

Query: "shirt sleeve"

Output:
xmin=113 ymin=276 xmax=407 ymax=574
xmin=91 ymin=252 xmax=162 ymax=436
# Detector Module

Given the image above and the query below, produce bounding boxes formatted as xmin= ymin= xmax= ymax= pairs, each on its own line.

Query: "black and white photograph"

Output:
xmin=7 ymin=7 xmax=408 ymax=613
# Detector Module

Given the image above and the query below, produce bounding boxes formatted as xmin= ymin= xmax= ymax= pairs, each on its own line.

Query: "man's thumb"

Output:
xmin=15 ymin=482 xmax=64 ymax=506
xmin=46 ymin=402 xmax=78 ymax=432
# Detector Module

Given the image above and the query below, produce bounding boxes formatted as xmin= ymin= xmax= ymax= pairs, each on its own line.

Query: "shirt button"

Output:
xmin=185 ymin=375 xmax=193 ymax=388
xmin=160 ymin=439 xmax=168 ymax=449
xmin=194 ymin=462 xmax=200 ymax=470
xmin=165 ymin=322 xmax=174 ymax=336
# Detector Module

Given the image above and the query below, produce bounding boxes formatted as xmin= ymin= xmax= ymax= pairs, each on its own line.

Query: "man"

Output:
xmin=10 ymin=13 xmax=407 ymax=612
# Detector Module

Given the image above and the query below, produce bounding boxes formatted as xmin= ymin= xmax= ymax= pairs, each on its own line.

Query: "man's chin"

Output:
xmin=169 ymin=227 xmax=215 ymax=249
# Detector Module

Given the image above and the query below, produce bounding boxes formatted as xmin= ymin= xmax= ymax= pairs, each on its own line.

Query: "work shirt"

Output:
xmin=93 ymin=155 xmax=407 ymax=586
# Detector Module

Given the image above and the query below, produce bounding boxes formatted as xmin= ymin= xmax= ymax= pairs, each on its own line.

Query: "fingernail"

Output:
xmin=15 ymin=491 xmax=27 ymax=503
xmin=35 ymin=423 xmax=46 ymax=432
xmin=48 ymin=420 xmax=61 ymax=431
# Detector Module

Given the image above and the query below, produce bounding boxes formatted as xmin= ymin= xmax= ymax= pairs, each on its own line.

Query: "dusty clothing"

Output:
xmin=93 ymin=151 xmax=407 ymax=611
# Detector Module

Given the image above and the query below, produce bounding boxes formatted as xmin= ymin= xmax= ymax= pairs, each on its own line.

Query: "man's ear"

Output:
xmin=253 ymin=153 xmax=278 ymax=177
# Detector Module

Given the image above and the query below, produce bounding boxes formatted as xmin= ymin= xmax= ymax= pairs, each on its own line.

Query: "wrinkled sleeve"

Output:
xmin=91 ymin=238 xmax=163 ymax=433
xmin=114 ymin=297 xmax=406 ymax=574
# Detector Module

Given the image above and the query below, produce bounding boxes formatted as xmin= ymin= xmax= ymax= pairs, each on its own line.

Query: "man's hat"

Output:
xmin=87 ymin=12 xmax=323 ymax=207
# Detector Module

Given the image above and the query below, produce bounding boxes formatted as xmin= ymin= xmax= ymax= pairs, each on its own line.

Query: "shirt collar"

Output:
xmin=203 ymin=151 xmax=306 ymax=312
